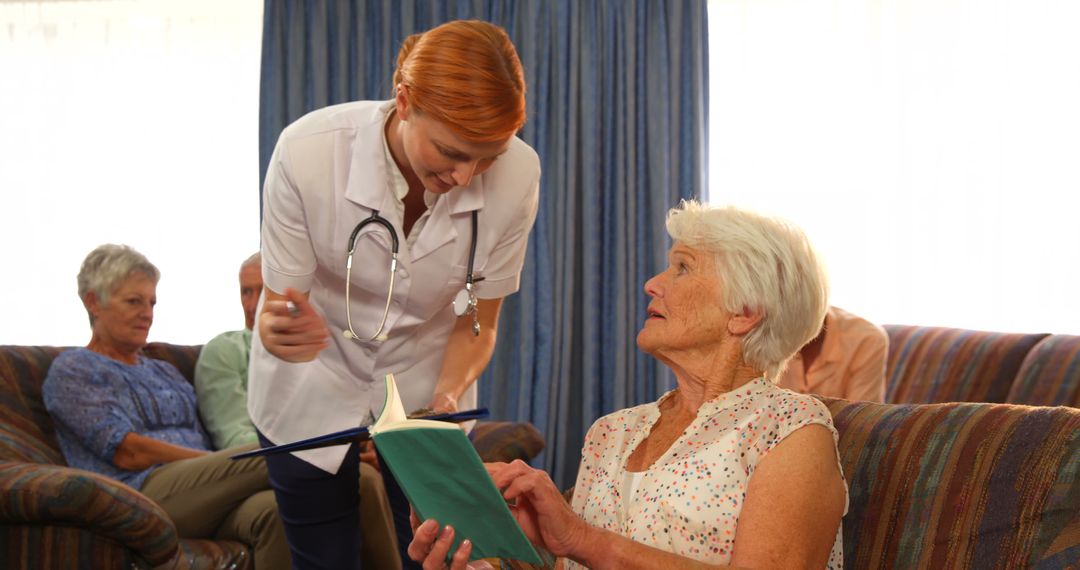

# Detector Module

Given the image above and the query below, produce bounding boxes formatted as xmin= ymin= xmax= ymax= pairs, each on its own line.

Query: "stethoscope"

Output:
xmin=343 ymin=209 xmax=481 ymax=343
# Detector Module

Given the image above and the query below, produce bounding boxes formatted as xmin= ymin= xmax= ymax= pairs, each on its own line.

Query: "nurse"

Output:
xmin=249 ymin=20 xmax=540 ymax=570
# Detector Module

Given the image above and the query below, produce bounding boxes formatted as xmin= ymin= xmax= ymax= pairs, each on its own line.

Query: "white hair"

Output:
xmin=77 ymin=244 xmax=160 ymax=326
xmin=665 ymin=200 xmax=829 ymax=379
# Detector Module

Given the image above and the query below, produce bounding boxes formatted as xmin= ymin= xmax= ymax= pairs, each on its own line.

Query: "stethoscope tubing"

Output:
xmin=343 ymin=208 xmax=478 ymax=342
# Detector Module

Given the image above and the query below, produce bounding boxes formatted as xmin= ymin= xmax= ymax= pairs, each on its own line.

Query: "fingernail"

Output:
xmin=462 ymin=539 xmax=472 ymax=550
xmin=442 ymin=525 xmax=454 ymax=538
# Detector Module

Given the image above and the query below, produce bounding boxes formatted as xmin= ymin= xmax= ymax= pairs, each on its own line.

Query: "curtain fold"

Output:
xmin=260 ymin=0 xmax=708 ymax=488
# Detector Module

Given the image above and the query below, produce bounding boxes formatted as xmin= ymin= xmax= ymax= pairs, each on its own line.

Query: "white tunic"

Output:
xmin=249 ymin=100 xmax=541 ymax=473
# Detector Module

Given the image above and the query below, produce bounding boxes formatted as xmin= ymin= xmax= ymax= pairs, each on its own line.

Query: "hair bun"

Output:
xmin=393 ymin=33 xmax=422 ymax=87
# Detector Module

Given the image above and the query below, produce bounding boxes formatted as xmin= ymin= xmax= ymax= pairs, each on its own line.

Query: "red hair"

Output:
xmin=393 ymin=20 xmax=526 ymax=143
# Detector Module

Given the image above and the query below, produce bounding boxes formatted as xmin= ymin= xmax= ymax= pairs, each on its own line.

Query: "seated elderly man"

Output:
xmin=43 ymin=244 xmax=288 ymax=570
xmin=410 ymin=201 xmax=847 ymax=569
xmin=195 ymin=251 xmax=263 ymax=449
xmin=777 ymin=305 xmax=889 ymax=402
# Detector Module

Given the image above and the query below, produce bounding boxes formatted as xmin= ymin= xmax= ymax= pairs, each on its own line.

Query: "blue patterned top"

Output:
xmin=43 ymin=348 xmax=211 ymax=490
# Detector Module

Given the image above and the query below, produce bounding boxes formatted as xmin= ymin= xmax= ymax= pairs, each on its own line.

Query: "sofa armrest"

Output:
xmin=0 ymin=460 xmax=180 ymax=566
xmin=471 ymin=421 xmax=546 ymax=464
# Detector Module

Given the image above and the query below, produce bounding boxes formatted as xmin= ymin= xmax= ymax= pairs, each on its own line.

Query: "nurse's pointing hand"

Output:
xmin=259 ymin=287 xmax=330 ymax=363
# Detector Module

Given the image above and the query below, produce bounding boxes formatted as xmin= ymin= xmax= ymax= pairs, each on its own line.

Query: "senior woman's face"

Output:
xmin=92 ymin=274 xmax=157 ymax=350
xmin=638 ymin=242 xmax=731 ymax=355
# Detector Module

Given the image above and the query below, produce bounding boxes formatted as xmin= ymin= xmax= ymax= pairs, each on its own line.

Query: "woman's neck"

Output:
xmin=384 ymin=110 xmax=424 ymax=192
xmin=86 ymin=337 xmax=140 ymax=365
xmin=664 ymin=347 xmax=764 ymax=415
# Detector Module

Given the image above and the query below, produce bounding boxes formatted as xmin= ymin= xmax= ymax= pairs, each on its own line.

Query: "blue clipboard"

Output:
xmin=230 ymin=408 xmax=490 ymax=460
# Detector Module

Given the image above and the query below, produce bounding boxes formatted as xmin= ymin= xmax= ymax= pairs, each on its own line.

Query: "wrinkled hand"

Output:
xmin=489 ymin=460 xmax=589 ymax=558
xmin=258 ymin=288 xmax=329 ymax=362
xmin=407 ymin=517 xmax=493 ymax=570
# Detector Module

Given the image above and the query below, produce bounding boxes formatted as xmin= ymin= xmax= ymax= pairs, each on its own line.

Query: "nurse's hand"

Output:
xmin=428 ymin=392 xmax=460 ymax=414
xmin=259 ymin=287 xmax=330 ymax=362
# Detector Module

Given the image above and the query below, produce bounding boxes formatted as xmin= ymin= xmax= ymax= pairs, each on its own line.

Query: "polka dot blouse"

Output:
xmin=566 ymin=377 xmax=847 ymax=568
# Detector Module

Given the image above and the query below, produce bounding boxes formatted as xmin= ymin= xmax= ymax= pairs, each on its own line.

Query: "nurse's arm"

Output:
xmin=429 ymin=297 xmax=503 ymax=412
xmin=258 ymin=287 xmax=330 ymax=363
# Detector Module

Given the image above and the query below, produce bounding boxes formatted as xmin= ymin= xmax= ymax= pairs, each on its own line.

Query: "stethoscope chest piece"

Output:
xmin=452 ymin=287 xmax=475 ymax=317
xmin=452 ymin=283 xmax=480 ymax=337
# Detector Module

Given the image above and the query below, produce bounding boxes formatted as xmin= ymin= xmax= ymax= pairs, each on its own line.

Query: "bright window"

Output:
xmin=707 ymin=0 xmax=1080 ymax=334
xmin=0 ymin=0 xmax=263 ymax=345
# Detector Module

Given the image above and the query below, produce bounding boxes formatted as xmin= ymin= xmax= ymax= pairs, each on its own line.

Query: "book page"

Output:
xmin=371 ymin=374 xmax=456 ymax=434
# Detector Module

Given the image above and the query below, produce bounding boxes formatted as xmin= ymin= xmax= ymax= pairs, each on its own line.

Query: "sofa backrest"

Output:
xmin=820 ymin=396 xmax=1080 ymax=568
xmin=0 ymin=343 xmax=202 ymax=465
xmin=1007 ymin=334 xmax=1080 ymax=407
xmin=884 ymin=325 xmax=1048 ymax=404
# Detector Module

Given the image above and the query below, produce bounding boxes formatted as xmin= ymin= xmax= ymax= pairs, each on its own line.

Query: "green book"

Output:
xmin=371 ymin=374 xmax=543 ymax=565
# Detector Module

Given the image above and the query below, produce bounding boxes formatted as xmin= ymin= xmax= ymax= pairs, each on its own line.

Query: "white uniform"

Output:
xmin=249 ymin=100 xmax=541 ymax=474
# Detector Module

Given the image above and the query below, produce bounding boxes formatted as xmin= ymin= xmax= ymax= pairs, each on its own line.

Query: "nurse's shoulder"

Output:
xmin=270 ymin=100 xmax=390 ymax=192
xmin=278 ymin=100 xmax=388 ymax=146
xmin=482 ymin=135 xmax=541 ymax=197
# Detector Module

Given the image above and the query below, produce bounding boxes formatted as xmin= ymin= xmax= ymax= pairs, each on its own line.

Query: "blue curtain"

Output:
xmin=260 ymin=0 xmax=708 ymax=488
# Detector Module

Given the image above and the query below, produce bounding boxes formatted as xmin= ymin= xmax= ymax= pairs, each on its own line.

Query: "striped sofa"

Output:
xmin=824 ymin=396 xmax=1080 ymax=568
xmin=885 ymin=325 xmax=1080 ymax=406
xmin=0 ymin=343 xmax=545 ymax=569
xmin=499 ymin=397 xmax=1080 ymax=570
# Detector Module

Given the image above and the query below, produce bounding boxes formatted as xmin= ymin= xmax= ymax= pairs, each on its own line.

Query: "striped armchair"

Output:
xmin=0 ymin=343 xmax=545 ymax=569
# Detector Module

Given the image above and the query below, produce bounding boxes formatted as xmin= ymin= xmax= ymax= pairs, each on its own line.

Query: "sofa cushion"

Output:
xmin=1007 ymin=334 xmax=1080 ymax=407
xmin=820 ymin=397 xmax=1080 ymax=568
xmin=884 ymin=325 xmax=1048 ymax=403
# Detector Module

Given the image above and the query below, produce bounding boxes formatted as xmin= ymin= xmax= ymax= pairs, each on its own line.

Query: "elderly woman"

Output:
xmin=410 ymin=201 xmax=847 ymax=569
xmin=42 ymin=244 xmax=288 ymax=570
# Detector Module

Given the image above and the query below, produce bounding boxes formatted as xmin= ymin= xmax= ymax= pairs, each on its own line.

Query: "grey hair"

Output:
xmin=77 ymin=244 xmax=160 ymax=325
xmin=240 ymin=251 xmax=262 ymax=271
xmin=665 ymin=200 xmax=829 ymax=379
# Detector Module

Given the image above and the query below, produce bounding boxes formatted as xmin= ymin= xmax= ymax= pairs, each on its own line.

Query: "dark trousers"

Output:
xmin=259 ymin=431 xmax=363 ymax=569
xmin=258 ymin=431 xmax=422 ymax=570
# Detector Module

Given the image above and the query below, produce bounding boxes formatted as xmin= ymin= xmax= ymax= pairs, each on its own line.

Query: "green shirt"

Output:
xmin=194 ymin=328 xmax=257 ymax=449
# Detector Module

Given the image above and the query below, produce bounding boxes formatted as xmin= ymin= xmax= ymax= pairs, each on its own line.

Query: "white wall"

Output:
xmin=708 ymin=0 xmax=1080 ymax=334
xmin=0 ymin=0 xmax=264 ymax=345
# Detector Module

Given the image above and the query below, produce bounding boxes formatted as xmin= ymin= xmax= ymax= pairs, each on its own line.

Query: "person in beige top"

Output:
xmin=777 ymin=306 xmax=888 ymax=402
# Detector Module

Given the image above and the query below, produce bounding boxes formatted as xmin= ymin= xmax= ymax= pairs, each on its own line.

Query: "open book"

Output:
xmin=230 ymin=396 xmax=487 ymax=459
xmin=371 ymin=374 xmax=543 ymax=565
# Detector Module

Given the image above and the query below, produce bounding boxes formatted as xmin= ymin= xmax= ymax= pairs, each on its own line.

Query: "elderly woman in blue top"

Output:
xmin=42 ymin=244 xmax=289 ymax=570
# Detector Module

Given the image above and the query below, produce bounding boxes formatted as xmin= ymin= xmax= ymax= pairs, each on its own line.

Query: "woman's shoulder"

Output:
xmin=483 ymin=136 xmax=541 ymax=186
xmin=590 ymin=398 xmax=661 ymax=432
xmin=754 ymin=382 xmax=837 ymax=432
xmin=47 ymin=348 xmax=102 ymax=377
xmin=503 ymin=136 xmax=540 ymax=169
xmin=280 ymin=100 xmax=390 ymax=143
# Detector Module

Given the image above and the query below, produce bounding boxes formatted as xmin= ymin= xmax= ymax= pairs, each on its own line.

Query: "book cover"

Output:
xmin=228 ymin=406 xmax=488 ymax=460
xmin=371 ymin=374 xmax=543 ymax=565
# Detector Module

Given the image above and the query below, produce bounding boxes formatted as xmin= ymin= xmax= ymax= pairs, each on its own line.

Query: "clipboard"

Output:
xmin=230 ymin=408 xmax=489 ymax=460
